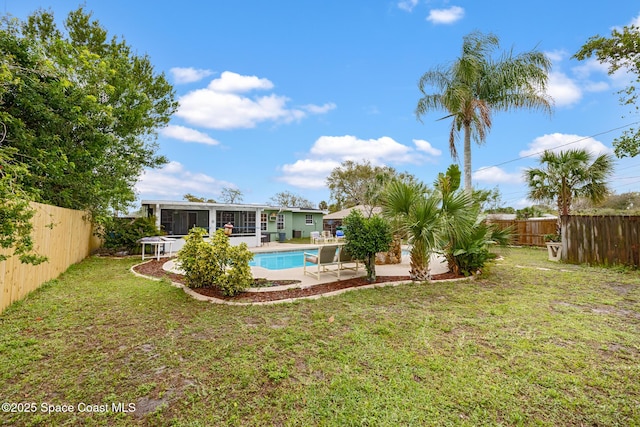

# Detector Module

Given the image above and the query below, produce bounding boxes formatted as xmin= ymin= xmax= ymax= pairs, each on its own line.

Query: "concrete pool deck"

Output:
xmin=163 ymin=242 xmax=449 ymax=287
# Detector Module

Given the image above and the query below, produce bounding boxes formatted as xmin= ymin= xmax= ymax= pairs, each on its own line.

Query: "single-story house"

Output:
xmin=141 ymin=200 xmax=325 ymax=250
xmin=322 ymin=205 xmax=382 ymax=235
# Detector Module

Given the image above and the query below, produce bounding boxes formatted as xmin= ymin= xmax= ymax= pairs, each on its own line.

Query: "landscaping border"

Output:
xmin=130 ymin=261 xmax=474 ymax=306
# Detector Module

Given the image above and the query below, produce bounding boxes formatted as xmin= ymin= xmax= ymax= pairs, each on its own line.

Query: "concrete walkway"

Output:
xmin=163 ymin=242 xmax=449 ymax=287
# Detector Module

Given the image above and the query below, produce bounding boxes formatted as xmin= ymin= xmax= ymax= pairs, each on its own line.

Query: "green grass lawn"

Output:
xmin=1 ymin=247 xmax=639 ymax=426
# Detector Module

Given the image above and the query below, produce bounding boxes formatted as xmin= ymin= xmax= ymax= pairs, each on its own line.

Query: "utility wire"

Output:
xmin=472 ymin=121 xmax=640 ymax=173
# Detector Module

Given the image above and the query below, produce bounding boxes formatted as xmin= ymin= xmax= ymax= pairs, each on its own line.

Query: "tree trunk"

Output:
xmin=463 ymin=123 xmax=473 ymax=191
xmin=365 ymin=253 xmax=376 ymax=282
xmin=409 ymin=252 xmax=431 ymax=281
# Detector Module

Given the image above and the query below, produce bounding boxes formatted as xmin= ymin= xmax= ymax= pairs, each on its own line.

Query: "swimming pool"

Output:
xmin=249 ymin=249 xmax=318 ymax=270
xmin=250 ymin=248 xmax=409 ymax=270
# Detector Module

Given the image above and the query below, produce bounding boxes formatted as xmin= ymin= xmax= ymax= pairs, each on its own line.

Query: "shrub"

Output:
xmin=217 ymin=244 xmax=254 ymax=296
xmin=177 ymin=228 xmax=254 ymax=296
xmin=343 ymin=210 xmax=392 ymax=282
xmin=448 ymin=218 xmax=512 ymax=276
xmin=177 ymin=228 xmax=220 ymax=288
xmin=544 ymin=233 xmax=561 ymax=242
xmin=101 ymin=216 xmax=163 ymax=253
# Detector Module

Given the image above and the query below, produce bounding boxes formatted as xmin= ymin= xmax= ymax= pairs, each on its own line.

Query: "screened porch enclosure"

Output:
xmin=161 ymin=209 xmax=209 ymax=236
xmin=216 ymin=210 xmax=257 ymax=236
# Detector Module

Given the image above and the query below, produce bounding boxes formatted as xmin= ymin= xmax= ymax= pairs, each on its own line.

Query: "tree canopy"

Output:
xmin=183 ymin=194 xmax=216 ymax=203
xmin=342 ymin=209 xmax=392 ymax=282
xmin=219 ymin=187 xmax=243 ymax=204
xmin=269 ymin=191 xmax=315 ymax=209
xmin=574 ymin=24 xmax=640 ymax=158
xmin=416 ymin=31 xmax=553 ymax=190
xmin=0 ymin=8 xmax=176 ymax=262
xmin=525 ymin=149 xmax=614 ymax=233
xmin=326 ymin=160 xmax=416 ymax=211
xmin=1 ymin=8 xmax=177 ymax=220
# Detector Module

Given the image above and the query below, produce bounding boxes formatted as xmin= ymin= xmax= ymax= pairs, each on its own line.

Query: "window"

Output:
xmin=160 ymin=209 xmax=209 ymax=236
xmin=216 ymin=210 xmax=257 ymax=236
xmin=305 ymin=214 xmax=313 ymax=225
xmin=277 ymin=213 xmax=284 ymax=230
xmin=261 ymin=213 xmax=267 ymax=231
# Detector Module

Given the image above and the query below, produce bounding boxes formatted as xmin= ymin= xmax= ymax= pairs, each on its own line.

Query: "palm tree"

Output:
xmin=525 ymin=149 xmax=614 ymax=234
xmin=382 ymin=179 xmax=440 ymax=280
xmin=416 ymin=31 xmax=553 ymax=191
xmin=382 ymin=166 xmax=476 ymax=280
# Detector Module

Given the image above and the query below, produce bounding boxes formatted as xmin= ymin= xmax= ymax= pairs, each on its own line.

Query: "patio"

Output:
xmin=162 ymin=242 xmax=449 ymax=287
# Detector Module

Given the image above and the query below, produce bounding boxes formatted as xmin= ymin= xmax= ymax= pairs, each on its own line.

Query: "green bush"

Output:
xmin=343 ymin=210 xmax=392 ymax=282
xmin=448 ymin=219 xmax=512 ymax=276
xmin=101 ymin=216 xmax=163 ymax=253
xmin=177 ymin=228 xmax=254 ymax=296
xmin=177 ymin=228 xmax=220 ymax=288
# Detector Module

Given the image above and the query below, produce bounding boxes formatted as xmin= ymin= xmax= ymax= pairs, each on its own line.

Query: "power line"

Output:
xmin=473 ymin=121 xmax=640 ymax=173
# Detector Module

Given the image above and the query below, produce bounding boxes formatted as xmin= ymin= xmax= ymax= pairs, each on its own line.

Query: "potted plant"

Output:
xmin=544 ymin=233 xmax=562 ymax=261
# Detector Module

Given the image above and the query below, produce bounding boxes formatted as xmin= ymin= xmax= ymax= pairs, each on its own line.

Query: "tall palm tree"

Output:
xmin=525 ymin=148 xmax=614 ymax=234
xmin=416 ymin=31 xmax=553 ymax=191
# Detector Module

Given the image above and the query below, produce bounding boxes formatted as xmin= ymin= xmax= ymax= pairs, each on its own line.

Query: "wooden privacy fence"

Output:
xmin=562 ymin=215 xmax=640 ymax=267
xmin=486 ymin=218 xmax=557 ymax=247
xmin=0 ymin=202 xmax=101 ymax=313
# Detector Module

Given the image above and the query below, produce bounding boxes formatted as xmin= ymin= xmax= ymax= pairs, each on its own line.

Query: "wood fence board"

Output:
xmin=1 ymin=202 xmax=97 ymax=313
xmin=487 ymin=218 xmax=556 ymax=247
xmin=563 ymin=215 xmax=640 ymax=267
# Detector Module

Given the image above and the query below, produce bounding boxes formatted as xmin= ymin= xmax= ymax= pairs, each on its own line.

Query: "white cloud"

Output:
xmin=545 ymin=49 xmax=567 ymax=63
xmin=310 ymin=135 xmax=417 ymax=164
xmin=208 ymin=71 xmax=274 ymax=93
xmin=547 ymin=71 xmax=582 ymax=107
xmin=473 ymin=166 xmax=523 ymax=184
xmin=631 ymin=14 xmax=640 ymax=27
xmin=572 ymin=58 xmax=608 ymax=80
xmin=519 ymin=133 xmax=612 ymax=158
xmin=572 ymin=57 xmax=632 ymax=92
xmin=426 ymin=6 xmax=464 ymax=24
xmin=170 ymin=67 xmax=214 ymax=84
xmin=278 ymin=135 xmax=443 ymax=189
xmin=136 ymin=161 xmax=235 ymax=200
xmin=513 ymin=198 xmax=533 ymax=209
xmin=413 ymin=139 xmax=442 ymax=156
xmin=161 ymin=125 xmax=219 ymax=145
xmin=175 ymin=71 xmax=333 ymax=130
xmin=582 ymin=81 xmax=609 ymax=93
xmin=278 ymin=159 xmax=341 ymax=188
xmin=301 ymin=103 xmax=337 ymax=114
xmin=398 ymin=0 xmax=419 ymax=12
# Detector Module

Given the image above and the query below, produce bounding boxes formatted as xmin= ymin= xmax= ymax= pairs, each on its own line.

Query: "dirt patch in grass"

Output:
xmin=133 ymin=259 xmax=462 ymax=303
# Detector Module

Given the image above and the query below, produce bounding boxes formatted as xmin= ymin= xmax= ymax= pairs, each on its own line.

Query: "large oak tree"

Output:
xmin=0 ymin=8 xmax=177 ymax=261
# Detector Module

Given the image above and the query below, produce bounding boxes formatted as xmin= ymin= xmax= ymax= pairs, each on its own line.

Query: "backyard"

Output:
xmin=1 ymin=246 xmax=639 ymax=426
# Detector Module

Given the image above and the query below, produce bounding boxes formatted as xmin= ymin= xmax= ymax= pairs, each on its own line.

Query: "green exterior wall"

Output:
xmin=262 ymin=209 xmax=324 ymax=241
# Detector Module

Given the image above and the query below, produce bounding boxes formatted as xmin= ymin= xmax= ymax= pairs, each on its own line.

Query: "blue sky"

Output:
xmin=6 ymin=1 xmax=640 ymax=209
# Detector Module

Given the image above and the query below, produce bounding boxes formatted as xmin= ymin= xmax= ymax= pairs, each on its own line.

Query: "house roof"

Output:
xmin=141 ymin=200 xmax=326 ymax=214
xmin=323 ymin=205 xmax=382 ymax=220
xmin=486 ymin=213 xmax=517 ymax=221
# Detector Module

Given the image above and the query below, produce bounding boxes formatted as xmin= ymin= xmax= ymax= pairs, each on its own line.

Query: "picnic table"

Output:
xmin=138 ymin=236 xmax=176 ymax=261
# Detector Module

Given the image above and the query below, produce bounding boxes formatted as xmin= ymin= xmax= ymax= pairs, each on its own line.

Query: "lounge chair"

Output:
xmin=337 ymin=246 xmax=359 ymax=273
xmin=303 ymin=244 xmax=340 ymax=279
xmin=321 ymin=230 xmax=335 ymax=243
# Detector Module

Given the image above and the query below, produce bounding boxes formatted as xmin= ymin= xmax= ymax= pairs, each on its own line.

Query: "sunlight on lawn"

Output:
xmin=1 ymin=247 xmax=639 ymax=426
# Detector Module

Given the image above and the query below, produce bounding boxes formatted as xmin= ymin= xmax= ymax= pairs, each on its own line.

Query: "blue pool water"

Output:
xmin=249 ymin=249 xmax=318 ymax=270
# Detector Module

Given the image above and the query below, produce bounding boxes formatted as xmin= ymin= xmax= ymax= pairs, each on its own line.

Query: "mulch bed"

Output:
xmin=133 ymin=259 xmax=463 ymax=303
